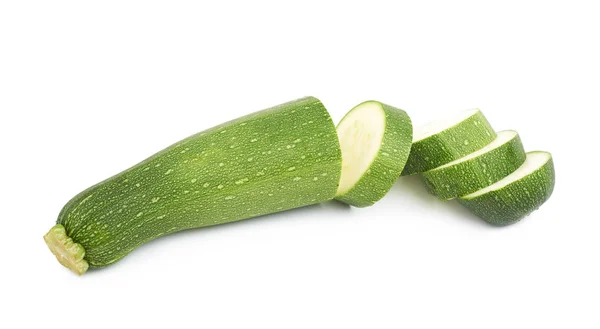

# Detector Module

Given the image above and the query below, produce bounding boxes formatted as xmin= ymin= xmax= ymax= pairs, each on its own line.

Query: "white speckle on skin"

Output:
xmin=293 ymin=177 xmax=301 ymax=181
xmin=247 ymin=157 xmax=253 ymax=162
xmin=464 ymin=140 xmax=469 ymax=145
xmin=217 ymin=184 xmax=224 ymax=189
xmin=165 ymin=169 xmax=173 ymax=175
xmin=136 ymin=212 xmax=144 ymax=217
xmin=250 ymin=138 xmax=258 ymax=142
xmin=293 ymin=138 xmax=301 ymax=143
xmin=191 ymin=178 xmax=197 ymax=183
xmin=203 ymin=183 xmax=210 ymax=188
xmin=288 ymin=166 xmax=296 ymax=171
xmin=235 ymin=178 xmax=249 ymax=185
xmin=225 ymin=196 xmax=235 ymax=200
xmin=313 ymin=177 xmax=319 ymax=181
xmin=151 ymin=197 xmax=160 ymax=203
xmin=136 ymin=183 xmax=141 ymax=187
xmin=219 ymin=163 xmax=225 ymax=167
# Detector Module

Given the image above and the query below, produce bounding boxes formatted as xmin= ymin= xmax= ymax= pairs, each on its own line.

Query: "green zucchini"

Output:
xmin=402 ymin=109 xmax=496 ymax=175
xmin=458 ymin=151 xmax=555 ymax=226
xmin=335 ymin=101 xmax=412 ymax=207
xmin=421 ymin=130 xmax=526 ymax=200
xmin=44 ymin=97 xmax=342 ymax=275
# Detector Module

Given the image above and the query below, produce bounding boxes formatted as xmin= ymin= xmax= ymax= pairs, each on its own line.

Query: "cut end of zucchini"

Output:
xmin=434 ymin=130 xmax=518 ymax=170
xmin=459 ymin=151 xmax=555 ymax=226
xmin=462 ymin=151 xmax=551 ymax=199
xmin=402 ymin=108 xmax=495 ymax=176
xmin=44 ymin=225 xmax=89 ymax=275
xmin=413 ymin=108 xmax=480 ymax=142
xmin=336 ymin=101 xmax=386 ymax=195
xmin=335 ymin=101 xmax=413 ymax=207
xmin=421 ymin=130 xmax=526 ymax=200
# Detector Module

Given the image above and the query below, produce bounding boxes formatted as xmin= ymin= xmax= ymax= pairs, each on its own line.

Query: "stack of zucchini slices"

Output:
xmin=404 ymin=109 xmax=555 ymax=226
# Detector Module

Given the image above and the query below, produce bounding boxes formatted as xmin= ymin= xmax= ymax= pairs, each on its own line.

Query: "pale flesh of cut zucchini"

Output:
xmin=414 ymin=109 xmax=480 ymax=141
xmin=402 ymin=109 xmax=496 ymax=175
xmin=459 ymin=151 xmax=555 ymax=225
xmin=421 ymin=130 xmax=526 ymax=200
xmin=335 ymin=101 xmax=412 ymax=207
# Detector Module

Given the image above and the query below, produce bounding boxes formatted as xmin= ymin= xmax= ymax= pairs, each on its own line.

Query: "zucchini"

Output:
xmin=402 ymin=109 xmax=496 ymax=175
xmin=458 ymin=151 xmax=555 ymax=226
xmin=44 ymin=97 xmax=342 ymax=275
xmin=335 ymin=101 xmax=412 ymax=207
xmin=421 ymin=130 xmax=526 ymax=200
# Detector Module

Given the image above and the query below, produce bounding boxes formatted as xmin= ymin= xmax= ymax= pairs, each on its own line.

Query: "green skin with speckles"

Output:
xmin=335 ymin=101 xmax=413 ymax=207
xmin=401 ymin=110 xmax=496 ymax=176
xmin=458 ymin=152 xmax=555 ymax=226
xmin=421 ymin=131 xmax=526 ymax=200
xmin=53 ymin=97 xmax=342 ymax=268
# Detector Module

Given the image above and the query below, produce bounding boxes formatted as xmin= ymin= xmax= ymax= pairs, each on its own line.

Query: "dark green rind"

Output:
xmin=401 ymin=110 xmax=496 ymax=176
xmin=335 ymin=101 xmax=413 ymax=207
xmin=55 ymin=97 xmax=342 ymax=268
xmin=421 ymin=131 xmax=526 ymax=200
xmin=458 ymin=153 xmax=555 ymax=226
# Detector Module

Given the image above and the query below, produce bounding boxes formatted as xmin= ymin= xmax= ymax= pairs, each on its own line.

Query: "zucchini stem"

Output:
xmin=44 ymin=225 xmax=89 ymax=275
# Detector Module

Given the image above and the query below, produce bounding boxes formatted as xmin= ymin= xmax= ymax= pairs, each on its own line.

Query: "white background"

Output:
xmin=1 ymin=1 xmax=598 ymax=328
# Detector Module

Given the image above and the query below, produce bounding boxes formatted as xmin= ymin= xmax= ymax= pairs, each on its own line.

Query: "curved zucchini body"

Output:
xmin=402 ymin=109 xmax=496 ymax=175
xmin=422 ymin=130 xmax=526 ymax=200
xmin=335 ymin=101 xmax=412 ymax=207
xmin=44 ymin=97 xmax=342 ymax=274
xmin=458 ymin=151 xmax=555 ymax=226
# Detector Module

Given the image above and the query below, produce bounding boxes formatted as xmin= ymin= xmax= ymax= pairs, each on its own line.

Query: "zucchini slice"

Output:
xmin=402 ymin=109 xmax=496 ymax=175
xmin=421 ymin=130 xmax=526 ymax=200
xmin=335 ymin=101 xmax=412 ymax=207
xmin=44 ymin=97 xmax=342 ymax=275
xmin=458 ymin=151 xmax=555 ymax=226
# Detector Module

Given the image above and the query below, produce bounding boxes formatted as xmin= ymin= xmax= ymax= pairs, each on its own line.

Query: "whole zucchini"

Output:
xmin=44 ymin=97 xmax=342 ymax=275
